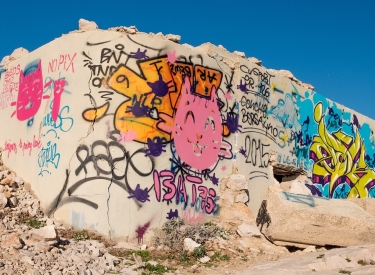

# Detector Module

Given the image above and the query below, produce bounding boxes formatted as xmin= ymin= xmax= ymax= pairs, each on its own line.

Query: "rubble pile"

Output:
xmin=0 ymin=155 xmax=289 ymax=274
xmin=2 ymin=141 xmax=375 ymax=274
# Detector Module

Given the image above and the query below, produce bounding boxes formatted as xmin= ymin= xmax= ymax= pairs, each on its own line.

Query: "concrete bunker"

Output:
xmin=1 ymin=20 xmax=375 ymax=240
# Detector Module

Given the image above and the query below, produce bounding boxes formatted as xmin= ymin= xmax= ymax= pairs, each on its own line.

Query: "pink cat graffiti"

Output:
xmin=173 ymin=76 xmax=230 ymax=170
xmin=11 ymin=60 xmax=43 ymax=121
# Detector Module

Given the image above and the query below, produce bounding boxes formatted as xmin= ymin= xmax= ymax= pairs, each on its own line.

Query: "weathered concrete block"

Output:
xmin=237 ymin=223 xmax=261 ymax=238
xmin=258 ymin=189 xmax=375 ymax=247
xmin=31 ymin=225 xmax=58 ymax=241
xmin=226 ymin=174 xmax=248 ymax=191
xmin=288 ymin=179 xmax=312 ymax=195
xmin=0 ymin=192 xmax=7 ymax=209
xmin=183 ymin=238 xmax=200 ymax=252
xmin=1 ymin=233 xmax=22 ymax=249
xmin=79 ymin=19 xmax=98 ymax=31
xmin=235 ymin=192 xmax=249 ymax=203
xmin=347 ymin=198 xmax=375 ymax=217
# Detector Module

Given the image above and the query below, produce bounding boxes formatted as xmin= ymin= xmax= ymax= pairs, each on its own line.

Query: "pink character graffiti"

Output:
xmin=11 ymin=60 xmax=64 ymax=122
xmin=173 ymin=76 xmax=231 ymax=170
xmin=11 ymin=60 xmax=45 ymax=120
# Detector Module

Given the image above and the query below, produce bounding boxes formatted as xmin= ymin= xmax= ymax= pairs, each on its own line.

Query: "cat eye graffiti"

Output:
xmin=205 ymin=117 xmax=216 ymax=132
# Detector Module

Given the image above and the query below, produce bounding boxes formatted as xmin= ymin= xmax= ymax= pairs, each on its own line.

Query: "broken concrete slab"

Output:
xmin=183 ymin=238 xmax=200 ymax=252
xmin=79 ymin=18 xmax=98 ymax=31
xmin=237 ymin=223 xmax=261 ymax=238
xmin=31 ymin=225 xmax=58 ymax=241
xmin=347 ymin=198 xmax=375 ymax=217
xmin=258 ymin=188 xmax=375 ymax=247
xmin=284 ymin=175 xmax=313 ymax=195
xmin=10 ymin=48 xmax=29 ymax=60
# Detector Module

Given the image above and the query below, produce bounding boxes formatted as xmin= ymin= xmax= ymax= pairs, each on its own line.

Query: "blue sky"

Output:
xmin=1 ymin=0 xmax=374 ymax=119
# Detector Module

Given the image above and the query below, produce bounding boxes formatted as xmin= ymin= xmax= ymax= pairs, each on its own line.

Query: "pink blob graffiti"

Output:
xmin=13 ymin=60 xmax=43 ymax=121
xmin=173 ymin=76 xmax=222 ymax=170
xmin=51 ymin=79 xmax=66 ymax=121
xmin=135 ymin=221 xmax=151 ymax=244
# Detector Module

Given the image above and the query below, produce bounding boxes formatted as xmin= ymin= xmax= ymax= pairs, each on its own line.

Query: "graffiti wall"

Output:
xmin=1 ymin=30 xmax=375 ymax=238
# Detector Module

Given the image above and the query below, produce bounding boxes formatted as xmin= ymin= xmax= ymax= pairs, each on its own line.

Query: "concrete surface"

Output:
xmin=1 ymin=19 xmax=375 ymax=238
xmin=260 ymin=188 xmax=375 ymax=247
xmin=235 ymin=244 xmax=375 ymax=275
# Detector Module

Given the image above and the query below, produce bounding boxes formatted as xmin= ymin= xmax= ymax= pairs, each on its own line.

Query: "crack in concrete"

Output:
xmin=107 ymin=177 xmax=114 ymax=239
xmin=78 ymin=40 xmax=97 ymax=145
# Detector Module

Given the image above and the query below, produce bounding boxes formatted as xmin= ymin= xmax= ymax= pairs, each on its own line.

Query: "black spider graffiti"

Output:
xmin=256 ymin=200 xmax=271 ymax=231
xmin=145 ymin=137 xmax=167 ymax=157
xmin=239 ymin=147 xmax=247 ymax=157
xmin=145 ymin=73 xmax=174 ymax=99
xmin=129 ymin=48 xmax=149 ymax=60
xmin=128 ymin=183 xmax=150 ymax=202
xmin=126 ymin=95 xmax=150 ymax=117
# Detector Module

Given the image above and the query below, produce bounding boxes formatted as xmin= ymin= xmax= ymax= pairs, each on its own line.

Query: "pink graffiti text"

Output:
xmin=19 ymin=135 xmax=42 ymax=156
xmin=3 ymin=135 xmax=42 ymax=158
xmin=48 ymin=53 xmax=77 ymax=73
xmin=153 ymin=170 xmax=217 ymax=214
xmin=1 ymin=65 xmax=20 ymax=110
xmin=3 ymin=141 xmax=17 ymax=158
xmin=181 ymin=208 xmax=205 ymax=224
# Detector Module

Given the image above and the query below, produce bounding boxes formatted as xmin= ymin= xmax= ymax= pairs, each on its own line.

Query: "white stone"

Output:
xmin=288 ymin=179 xmax=312 ymax=195
xmin=45 ymin=218 xmax=54 ymax=226
xmin=247 ymin=57 xmax=262 ymax=66
xmin=237 ymin=223 xmax=261 ymax=238
xmin=235 ymin=193 xmax=248 ymax=203
xmin=198 ymin=256 xmax=210 ymax=263
xmin=302 ymin=83 xmax=315 ymax=90
xmin=303 ymin=245 xmax=316 ymax=253
xmin=250 ymin=248 xmax=261 ymax=254
xmin=20 ymin=255 xmax=34 ymax=265
xmin=182 ymin=43 xmax=194 ymax=50
xmin=323 ymin=255 xmax=353 ymax=270
xmin=147 ymin=260 xmax=158 ymax=266
xmin=221 ymin=193 xmax=235 ymax=203
xmin=31 ymin=225 xmax=58 ymax=241
xmin=114 ymin=241 xmax=138 ymax=250
xmin=183 ymin=238 xmax=201 ymax=252
xmin=278 ymin=69 xmax=294 ymax=79
xmin=12 ymin=176 xmax=23 ymax=185
xmin=238 ymin=240 xmax=248 ymax=248
xmin=79 ymin=19 xmax=98 ymax=31
xmin=226 ymin=174 xmax=248 ymax=191
xmin=0 ymin=192 xmax=7 ymax=209
xmin=233 ymin=51 xmax=246 ymax=58
xmin=90 ymin=269 xmax=102 ymax=275
xmin=126 ymin=26 xmax=138 ymax=34
xmin=119 ymin=267 xmax=138 ymax=275
xmin=8 ymin=197 xmax=18 ymax=207
xmin=165 ymin=34 xmax=181 ymax=42
xmin=261 ymin=189 xmax=375 ymax=247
